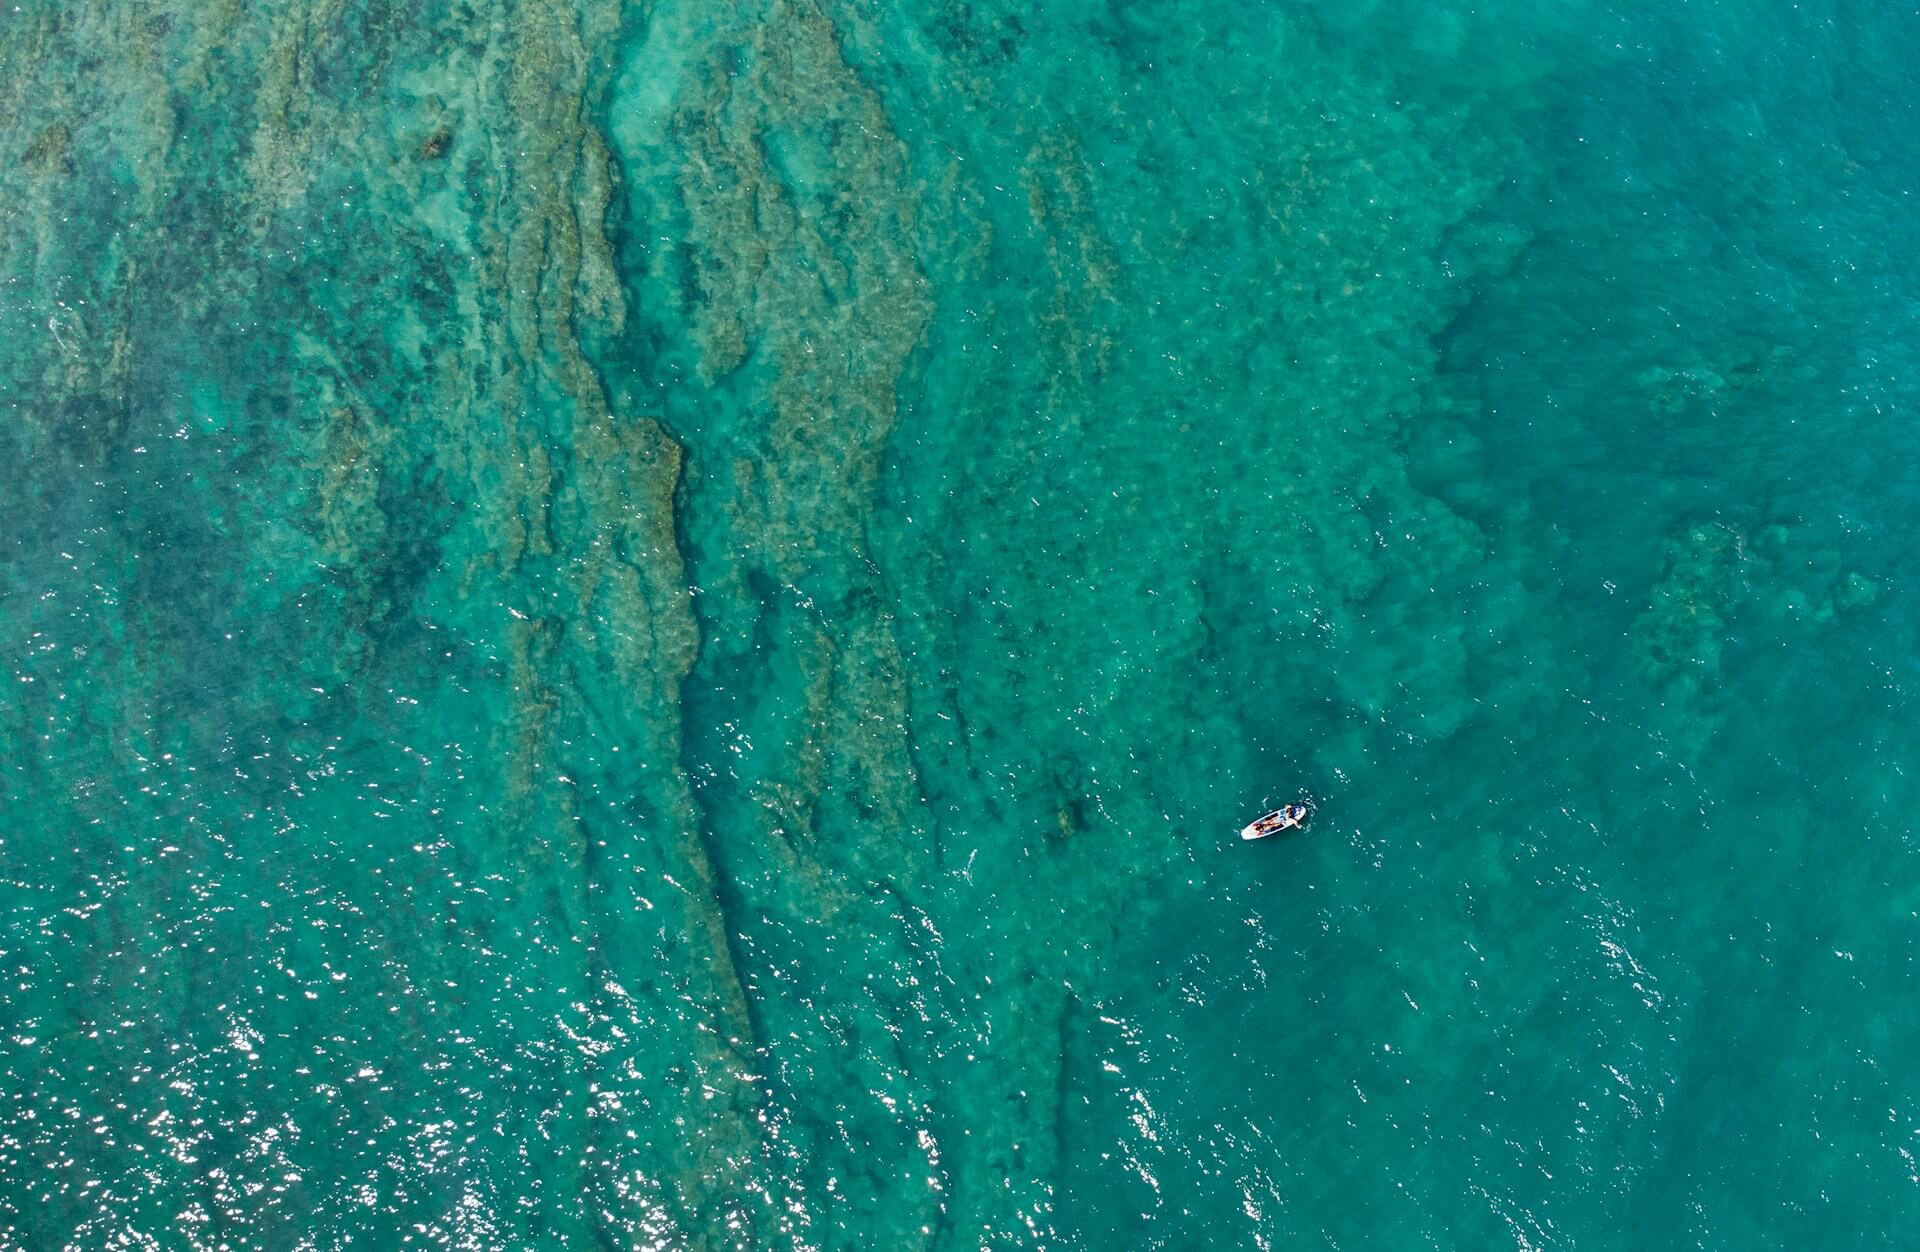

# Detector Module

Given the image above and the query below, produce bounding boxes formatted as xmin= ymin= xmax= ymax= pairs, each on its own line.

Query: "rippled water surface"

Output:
xmin=5 ymin=1 xmax=1920 ymax=1247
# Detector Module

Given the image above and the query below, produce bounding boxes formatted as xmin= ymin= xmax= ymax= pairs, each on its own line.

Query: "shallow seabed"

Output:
xmin=4 ymin=1 xmax=1920 ymax=1247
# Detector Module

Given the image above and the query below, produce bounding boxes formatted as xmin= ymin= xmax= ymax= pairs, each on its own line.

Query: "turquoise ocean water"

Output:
xmin=5 ymin=1 xmax=1920 ymax=1246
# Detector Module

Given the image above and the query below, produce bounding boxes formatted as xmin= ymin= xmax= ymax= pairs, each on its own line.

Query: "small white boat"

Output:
xmin=1240 ymin=802 xmax=1311 ymax=841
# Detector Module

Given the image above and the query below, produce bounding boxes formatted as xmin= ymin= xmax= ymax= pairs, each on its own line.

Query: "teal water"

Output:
xmin=4 ymin=1 xmax=1919 ymax=1247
